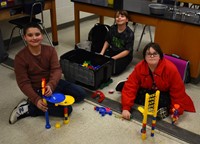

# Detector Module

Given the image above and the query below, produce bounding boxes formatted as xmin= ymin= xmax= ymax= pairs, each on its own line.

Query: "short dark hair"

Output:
xmin=142 ymin=42 xmax=163 ymax=59
xmin=23 ymin=23 xmax=43 ymax=35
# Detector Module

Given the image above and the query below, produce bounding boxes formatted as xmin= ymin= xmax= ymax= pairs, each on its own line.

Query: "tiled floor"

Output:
xmin=0 ymin=17 xmax=200 ymax=144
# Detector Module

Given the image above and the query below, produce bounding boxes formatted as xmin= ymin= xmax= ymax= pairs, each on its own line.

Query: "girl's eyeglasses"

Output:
xmin=146 ymin=52 xmax=158 ymax=57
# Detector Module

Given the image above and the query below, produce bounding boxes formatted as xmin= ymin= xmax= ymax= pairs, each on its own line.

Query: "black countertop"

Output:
xmin=71 ymin=0 xmax=200 ymax=26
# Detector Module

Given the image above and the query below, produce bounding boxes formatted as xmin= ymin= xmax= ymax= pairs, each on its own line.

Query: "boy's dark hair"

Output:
xmin=114 ymin=10 xmax=130 ymax=25
xmin=142 ymin=42 xmax=164 ymax=59
xmin=23 ymin=23 xmax=43 ymax=35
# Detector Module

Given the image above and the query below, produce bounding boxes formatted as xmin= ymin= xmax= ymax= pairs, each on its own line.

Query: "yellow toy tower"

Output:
xmin=138 ymin=90 xmax=160 ymax=140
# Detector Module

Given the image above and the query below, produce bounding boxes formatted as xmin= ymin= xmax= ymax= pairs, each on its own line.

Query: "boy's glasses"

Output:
xmin=146 ymin=52 xmax=159 ymax=57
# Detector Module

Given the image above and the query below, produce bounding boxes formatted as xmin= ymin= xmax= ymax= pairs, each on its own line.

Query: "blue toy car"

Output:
xmin=94 ymin=106 xmax=112 ymax=116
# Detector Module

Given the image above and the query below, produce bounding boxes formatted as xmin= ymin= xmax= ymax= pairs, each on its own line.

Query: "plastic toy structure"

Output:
xmin=81 ymin=61 xmax=100 ymax=70
xmin=91 ymin=90 xmax=105 ymax=103
xmin=55 ymin=95 xmax=75 ymax=124
xmin=41 ymin=78 xmax=51 ymax=129
xmin=0 ymin=1 xmax=7 ymax=7
xmin=94 ymin=106 xmax=112 ymax=116
xmin=82 ymin=61 xmax=90 ymax=67
xmin=41 ymin=78 xmax=75 ymax=129
xmin=138 ymin=90 xmax=160 ymax=140
xmin=171 ymin=104 xmax=180 ymax=125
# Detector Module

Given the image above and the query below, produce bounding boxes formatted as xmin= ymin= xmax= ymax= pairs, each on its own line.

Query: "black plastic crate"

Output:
xmin=60 ymin=49 xmax=113 ymax=90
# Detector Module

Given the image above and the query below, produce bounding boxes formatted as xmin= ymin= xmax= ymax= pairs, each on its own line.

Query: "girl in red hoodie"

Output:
xmin=121 ymin=42 xmax=195 ymax=120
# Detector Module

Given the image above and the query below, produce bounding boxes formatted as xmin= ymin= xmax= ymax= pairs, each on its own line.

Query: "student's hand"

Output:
xmin=37 ymin=99 xmax=48 ymax=112
xmin=122 ymin=110 xmax=131 ymax=120
xmin=45 ymin=85 xmax=52 ymax=96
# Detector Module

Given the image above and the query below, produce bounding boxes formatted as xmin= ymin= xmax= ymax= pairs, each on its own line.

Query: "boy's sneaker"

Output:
xmin=115 ymin=80 xmax=126 ymax=92
xmin=9 ymin=99 xmax=30 ymax=124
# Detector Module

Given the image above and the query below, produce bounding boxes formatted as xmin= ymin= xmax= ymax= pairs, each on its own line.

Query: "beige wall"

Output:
xmin=0 ymin=0 xmax=92 ymax=40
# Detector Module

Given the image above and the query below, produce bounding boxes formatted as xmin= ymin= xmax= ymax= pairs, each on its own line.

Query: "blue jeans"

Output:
xmin=29 ymin=79 xmax=86 ymax=117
